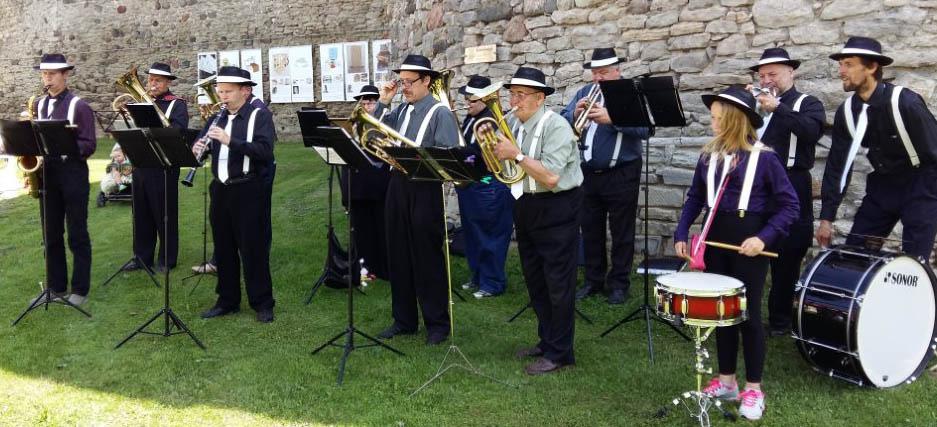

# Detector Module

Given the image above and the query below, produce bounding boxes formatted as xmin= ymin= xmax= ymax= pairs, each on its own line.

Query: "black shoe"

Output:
xmin=200 ymin=305 xmax=239 ymax=319
xmin=768 ymin=325 xmax=790 ymax=337
xmin=607 ymin=289 xmax=629 ymax=305
xmin=377 ymin=324 xmax=417 ymax=339
xmin=96 ymin=192 xmax=106 ymax=208
xmin=426 ymin=332 xmax=449 ymax=345
xmin=256 ymin=308 xmax=274 ymax=323
xmin=121 ymin=260 xmax=145 ymax=272
xmin=575 ymin=284 xmax=602 ymax=301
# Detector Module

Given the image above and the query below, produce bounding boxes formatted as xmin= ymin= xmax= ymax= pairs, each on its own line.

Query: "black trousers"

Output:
xmin=210 ymin=179 xmax=274 ymax=311
xmin=846 ymin=166 xmax=937 ymax=260
xmin=208 ymin=163 xmax=274 ymax=267
xmin=384 ymin=172 xmax=449 ymax=335
xmin=132 ymin=168 xmax=179 ymax=269
xmin=515 ymin=187 xmax=583 ymax=365
xmin=40 ymin=159 xmax=92 ymax=296
xmin=705 ymin=212 xmax=769 ymax=383
xmin=581 ymin=159 xmax=641 ymax=292
xmin=767 ymin=168 xmax=812 ymax=329
xmin=351 ymin=198 xmax=388 ymax=280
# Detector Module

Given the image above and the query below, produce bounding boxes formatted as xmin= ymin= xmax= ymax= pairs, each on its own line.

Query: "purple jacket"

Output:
xmin=34 ymin=89 xmax=97 ymax=159
xmin=674 ymin=147 xmax=800 ymax=247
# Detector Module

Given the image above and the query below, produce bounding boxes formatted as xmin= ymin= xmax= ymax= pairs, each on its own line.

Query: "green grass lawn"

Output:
xmin=0 ymin=141 xmax=935 ymax=426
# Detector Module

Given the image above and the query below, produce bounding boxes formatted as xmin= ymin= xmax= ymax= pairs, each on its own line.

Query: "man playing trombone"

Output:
xmin=372 ymin=54 xmax=460 ymax=345
xmin=561 ymin=48 xmax=649 ymax=305
xmin=124 ymin=62 xmax=188 ymax=274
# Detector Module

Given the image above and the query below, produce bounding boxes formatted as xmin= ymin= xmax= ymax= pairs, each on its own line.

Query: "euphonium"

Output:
xmin=194 ymin=75 xmax=223 ymax=120
xmin=18 ymin=85 xmax=50 ymax=198
xmin=113 ymin=64 xmax=171 ymax=127
xmin=572 ymin=83 xmax=601 ymax=138
xmin=348 ymin=103 xmax=420 ymax=172
xmin=471 ymin=83 xmax=526 ymax=185
xmin=429 ymin=69 xmax=466 ymax=146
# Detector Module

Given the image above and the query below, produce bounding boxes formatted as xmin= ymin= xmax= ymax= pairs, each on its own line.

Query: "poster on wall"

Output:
xmin=289 ymin=45 xmax=315 ymax=103
xmin=240 ymin=49 xmax=264 ymax=101
xmin=372 ymin=39 xmax=392 ymax=86
xmin=218 ymin=50 xmax=240 ymax=69
xmin=319 ymin=43 xmax=346 ymax=102
xmin=196 ymin=52 xmax=218 ymax=105
xmin=343 ymin=41 xmax=370 ymax=101
xmin=268 ymin=45 xmax=315 ymax=103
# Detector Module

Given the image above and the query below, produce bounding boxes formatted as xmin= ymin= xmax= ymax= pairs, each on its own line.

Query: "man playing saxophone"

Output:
xmin=561 ymin=47 xmax=650 ymax=306
xmin=371 ymin=54 xmax=460 ymax=345
xmin=31 ymin=53 xmax=97 ymax=306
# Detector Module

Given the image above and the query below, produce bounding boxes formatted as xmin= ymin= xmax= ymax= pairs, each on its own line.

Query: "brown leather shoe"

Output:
xmin=524 ymin=357 xmax=571 ymax=375
xmin=514 ymin=346 xmax=544 ymax=359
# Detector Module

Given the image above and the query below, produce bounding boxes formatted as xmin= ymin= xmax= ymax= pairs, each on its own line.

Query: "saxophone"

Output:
xmin=18 ymin=85 xmax=50 ymax=198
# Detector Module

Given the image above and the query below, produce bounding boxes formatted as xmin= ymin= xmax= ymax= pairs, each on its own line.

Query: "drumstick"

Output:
xmin=704 ymin=241 xmax=779 ymax=258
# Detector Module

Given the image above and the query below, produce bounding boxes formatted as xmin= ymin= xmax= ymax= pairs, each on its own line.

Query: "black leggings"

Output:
xmin=704 ymin=211 xmax=769 ymax=383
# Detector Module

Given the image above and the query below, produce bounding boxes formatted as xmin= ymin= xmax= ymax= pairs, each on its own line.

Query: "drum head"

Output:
xmin=856 ymin=256 xmax=937 ymax=388
xmin=657 ymin=272 xmax=744 ymax=295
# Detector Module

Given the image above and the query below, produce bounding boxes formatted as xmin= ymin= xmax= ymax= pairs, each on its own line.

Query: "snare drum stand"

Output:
xmin=656 ymin=325 xmax=735 ymax=427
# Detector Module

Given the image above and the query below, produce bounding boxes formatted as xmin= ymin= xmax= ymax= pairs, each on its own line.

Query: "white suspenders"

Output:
xmin=786 ymin=94 xmax=808 ymax=168
xmin=705 ymin=142 xmax=764 ymax=216
xmin=416 ymin=103 xmax=447 ymax=146
xmin=165 ymin=99 xmax=177 ymax=120
xmin=37 ymin=95 xmax=80 ymax=125
xmin=241 ymin=108 xmax=261 ymax=174
xmin=524 ymin=110 xmax=555 ymax=192
xmin=891 ymin=86 xmax=920 ymax=167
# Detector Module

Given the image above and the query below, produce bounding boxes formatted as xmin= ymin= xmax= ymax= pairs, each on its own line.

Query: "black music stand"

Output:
xmin=2 ymin=119 xmax=93 ymax=325
xmin=596 ymin=76 xmax=691 ymax=362
xmin=308 ymin=125 xmax=404 ymax=385
xmin=380 ymin=145 xmax=512 ymax=396
xmin=297 ymin=110 xmax=363 ymax=303
xmin=112 ymin=127 xmax=205 ymax=350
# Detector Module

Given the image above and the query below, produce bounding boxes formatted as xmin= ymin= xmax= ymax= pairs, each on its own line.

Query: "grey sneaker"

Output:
xmin=66 ymin=294 xmax=88 ymax=306
xmin=473 ymin=290 xmax=496 ymax=299
xmin=461 ymin=281 xmax=478 ymax=291
xmin=29 ymin=291 xmax=66 ymax=305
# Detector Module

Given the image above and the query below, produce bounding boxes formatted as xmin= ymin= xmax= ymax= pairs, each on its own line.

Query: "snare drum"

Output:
xmin=656 ymin=272 xmax=748 ymax=327
xmin=794 ymin=246 xmax=937 ymax=388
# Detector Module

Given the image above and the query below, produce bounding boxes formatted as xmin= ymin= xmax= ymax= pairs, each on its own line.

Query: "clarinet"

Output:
xmin=182 ymin=104 xmax=227 ymax=187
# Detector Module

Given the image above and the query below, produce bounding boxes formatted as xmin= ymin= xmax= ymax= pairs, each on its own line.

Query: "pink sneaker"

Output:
xmin=702 ymin=378 xmax=739 ymax=400
xmin=739 ymin=389 xmax=766 ymax=420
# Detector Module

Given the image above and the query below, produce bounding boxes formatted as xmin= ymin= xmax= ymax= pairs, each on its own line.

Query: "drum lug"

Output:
xmin=681 ymin=295 xmax=689 ymax=319
xmin=717 ymin=297 xmax=725 ymax=320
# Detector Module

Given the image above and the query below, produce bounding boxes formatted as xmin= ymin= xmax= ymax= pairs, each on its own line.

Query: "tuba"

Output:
xmin=348 ymin=103 xmax=421 ymax=172
xmin=17 ymin=85 xmax=50 ymax=198
xmin=113 ymin=64 xmax=171 ymax=128
xmin=572 ymin=83 xmax=601 ymax=138
xmin=471 ymin=83 xmax=527 ymax=185
xmin=194 ymin=75 xmax=223 ymax=120
xmin=429 ymin=69 xmax=466 ymax=146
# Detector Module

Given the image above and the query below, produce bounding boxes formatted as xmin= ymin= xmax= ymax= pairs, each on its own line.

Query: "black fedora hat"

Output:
xmin=216 ymin=66 xmax=257 ymax=86
xmin=147 ymin=62 xmax=177 ymax=80
xmin=749 ymin=47 xmax=801 ymax=72
xmin=829 ymin=36 xmax=893 ymax=66
xmin=458 ymin=75 xmax=492 ymax=96
xmin=34 ymin=53 xmax=74 ymax=71
xmin=503 ymin=67 xmax=555 ymax=96
xmin=583 ymin=47 xmax=624 ymax=69
xmin=391 ymin=54 xmax=441 ymax=78
xmin=701 ymin=86 xmax=763 ymax=129
xmin=353 ymin=84 xmax=381 ymax=100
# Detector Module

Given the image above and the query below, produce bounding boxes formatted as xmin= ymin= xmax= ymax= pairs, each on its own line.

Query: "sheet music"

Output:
xmin=314 ymin=146 xmax=346 ymax=165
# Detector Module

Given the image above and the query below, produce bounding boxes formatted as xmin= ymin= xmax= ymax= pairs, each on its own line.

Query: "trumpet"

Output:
xmin=348 ymin=103 xmax=420 ymax=172
xmin=573 ymin=83 xmax=601 ymax=138
xmin=471 ymin=83 xmax=527 ymax=185
xmin=750 ymin=85 xmax=777 ymax=116
xmin=182 ymin=104 xmax=227 ymax=187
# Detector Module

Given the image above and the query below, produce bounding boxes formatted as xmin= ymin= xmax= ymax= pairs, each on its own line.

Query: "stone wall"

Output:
xmin=0 ymin=0 xmax=389 ymax=133
xmin=384 ymin=0 xmax=937 ymax=257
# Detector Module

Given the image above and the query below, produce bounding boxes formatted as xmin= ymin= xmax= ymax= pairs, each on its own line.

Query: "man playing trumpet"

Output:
xmin=561 ymin=48 xmax=649 ymax=305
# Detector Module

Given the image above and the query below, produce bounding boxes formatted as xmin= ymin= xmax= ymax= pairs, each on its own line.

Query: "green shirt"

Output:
xmin=510 ymin=105 xmax=583 ymax=193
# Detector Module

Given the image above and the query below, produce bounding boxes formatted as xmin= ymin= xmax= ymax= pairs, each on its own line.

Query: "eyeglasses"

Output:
xmin=509 ymin=91 xmax=537 ymax=100
xmin=395 ymin=77 xmax=425 ymax=88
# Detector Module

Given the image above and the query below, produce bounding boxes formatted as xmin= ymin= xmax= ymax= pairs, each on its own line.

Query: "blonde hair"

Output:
xmin=702 ymin=100 xmax=757 ymax=155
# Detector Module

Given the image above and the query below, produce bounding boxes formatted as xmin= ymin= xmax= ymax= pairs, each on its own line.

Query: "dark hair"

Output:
xmin=858 ymin=57 xmax=884 ymax=81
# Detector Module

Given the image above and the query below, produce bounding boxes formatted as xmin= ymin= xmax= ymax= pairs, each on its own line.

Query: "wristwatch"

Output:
xmin=514 ymin=153 xmax=526 ymax=163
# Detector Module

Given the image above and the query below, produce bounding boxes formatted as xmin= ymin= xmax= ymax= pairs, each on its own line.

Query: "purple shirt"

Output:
xmin=674 ymin=148 xmax=800 ymax=247
xmin=34 ymin=89 xmax=97 ymax=159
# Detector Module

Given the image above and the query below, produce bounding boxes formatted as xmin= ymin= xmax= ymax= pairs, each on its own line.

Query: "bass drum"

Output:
xmin=794 ymin=246 xmax=937 ymax=388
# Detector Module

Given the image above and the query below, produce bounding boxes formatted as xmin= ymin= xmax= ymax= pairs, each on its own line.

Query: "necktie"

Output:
xmin=510 ymin=125 xmax=526 ymax=199
xmin=218 ymin=115 xmax=236 ymax=183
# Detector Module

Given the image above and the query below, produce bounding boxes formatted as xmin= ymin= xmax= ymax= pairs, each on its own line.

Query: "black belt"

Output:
xmin=523 ymin=187 xmax=580 ymax=199
xmin=215 ymin=174 xmax=258 ymax=186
